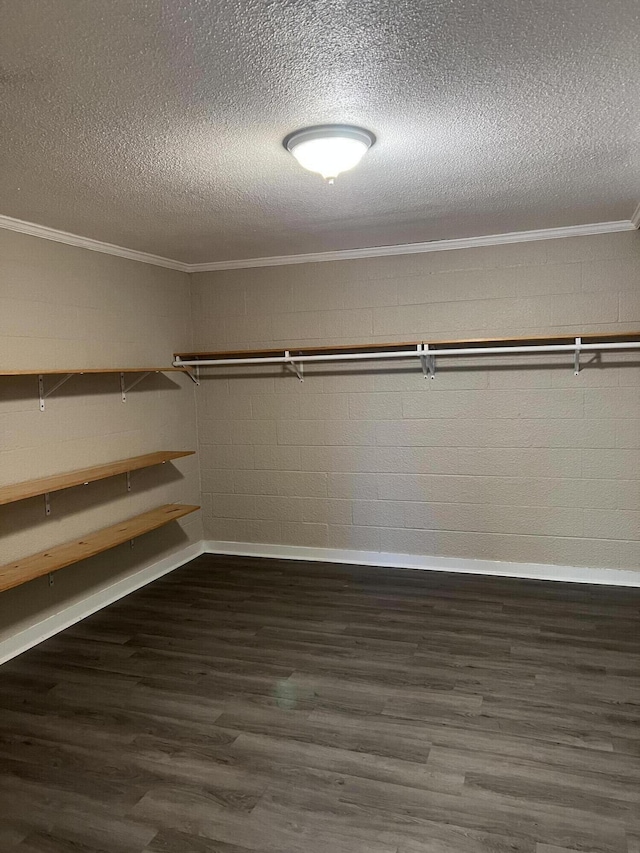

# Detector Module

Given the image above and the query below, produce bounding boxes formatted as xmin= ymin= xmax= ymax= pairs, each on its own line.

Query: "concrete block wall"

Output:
xmin=0 ymin=230 xmax=201 ymax=641
xmin=191 ymin=230 xmax=640 ymax=572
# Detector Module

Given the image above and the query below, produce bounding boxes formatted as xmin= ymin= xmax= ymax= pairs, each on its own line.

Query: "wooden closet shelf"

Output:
xmin=0 ymin=367 xmax=186 ymax=376
xmin=0 ymin=504 xmax=200 ymax=593
xmin=0 ymin=451 xmax=195 ymax=507
xmin=174 ymin=331 xmax=640 ymax=361
xmin=175 ymin=342 xmax=422 ymax=359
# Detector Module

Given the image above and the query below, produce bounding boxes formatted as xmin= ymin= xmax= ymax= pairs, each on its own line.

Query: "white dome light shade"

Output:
xmin=284 ymin=125 xmax=375 ymax=183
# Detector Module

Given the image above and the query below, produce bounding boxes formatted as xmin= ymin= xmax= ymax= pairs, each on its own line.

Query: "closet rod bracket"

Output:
xmin=418 ymin=344 xmax=436 ymax=379
xmin=285 ymin=351 xmax=304 ymax=382
xmin=574 ymin=337 xmax=581 ymax=376
xmin=184 ymin=366 xmax=200 ymax=385
xmin=173 ymin=357 xmax=199 ymax=385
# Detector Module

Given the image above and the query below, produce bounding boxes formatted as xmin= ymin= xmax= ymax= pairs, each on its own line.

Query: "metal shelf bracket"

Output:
xmin=38 ymin=373 xmax=73 ymax=411
xmin=120 ymin=371 xmax=151 ymax=402
xmin=184 ymin=366 xmax=200 ymax=385
xmin=418 ymin=343 xmax=436 ymax=379
xmin=574 ymin=337 xmax=581 ymax=376
xmin=173 ymin=357 xmax=199 ymax=385
xmin=285 ymin=350 xmax=304 ymax=382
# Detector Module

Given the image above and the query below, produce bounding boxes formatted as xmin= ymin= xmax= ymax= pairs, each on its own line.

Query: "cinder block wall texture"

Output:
xmin=0 ymin=230 xmax=201 ymax=641
xmin=191 ymin=230 xmax=640 ymax=572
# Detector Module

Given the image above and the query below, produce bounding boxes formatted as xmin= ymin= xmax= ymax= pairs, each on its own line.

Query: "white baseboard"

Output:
xmin=0 ymin=541 xmax=205 ymax=664
xmin=4 ymin=538 xmax=637 ymax=664
xmin=204 ymin=540 xmax=640 ymax=587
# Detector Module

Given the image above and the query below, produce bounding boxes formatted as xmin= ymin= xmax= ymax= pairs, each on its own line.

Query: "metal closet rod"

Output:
xmin=174 ymin=339 xmax=640 ymax=368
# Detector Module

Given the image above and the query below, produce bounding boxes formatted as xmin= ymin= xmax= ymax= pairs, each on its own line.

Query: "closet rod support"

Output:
xmin=184 ymin=366 xmax=200 ymax=385
xmin=419 ymin=343 xmax=436 ymax=379
xmin=285 ymin=351 xmax=304 ymax=382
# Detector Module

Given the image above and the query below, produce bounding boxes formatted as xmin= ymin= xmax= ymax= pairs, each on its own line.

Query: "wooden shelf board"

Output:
xmin=175 ymin=331 xmax=640 ymax=362
xmin=0 ymin=451 xmax=195 ymax=507
xmin=0 ymin=368 xmax=186 ymax=376
xmin=425 ymin=331 xmax=640 ymax=348
xmin=175 ymin=342 xmax=422 ymax=359
xmin=0 ymin=504 xmax=200 ymax=593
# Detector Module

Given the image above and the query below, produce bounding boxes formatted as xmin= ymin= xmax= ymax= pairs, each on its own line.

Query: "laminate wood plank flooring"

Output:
xmin=0 ymin=555 xmax=639 ymax=852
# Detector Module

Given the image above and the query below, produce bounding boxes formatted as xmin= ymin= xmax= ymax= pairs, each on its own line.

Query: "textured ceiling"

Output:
xmin=0 ymin=0 xmax=638 ymax=264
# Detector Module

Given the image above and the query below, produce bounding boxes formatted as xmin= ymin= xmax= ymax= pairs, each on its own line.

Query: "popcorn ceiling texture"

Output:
xmin=0 ymin=230 xmax=201 ymax=641
xmin=0 ymin=0 xmax=638 ymax=263
xmin=191 ymin=230 xmax=640 ymax=571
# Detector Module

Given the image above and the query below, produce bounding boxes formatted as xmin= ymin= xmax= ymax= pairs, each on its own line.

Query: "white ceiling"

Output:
xmin=0 ymin=0 xmax=638 ymax=265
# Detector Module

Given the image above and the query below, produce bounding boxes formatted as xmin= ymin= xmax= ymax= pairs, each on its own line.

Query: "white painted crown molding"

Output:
xmin=0 ymin=213 xmax=190 ymax=272
xmin=189 ymin=220 xmax=637 ymax=271
xmin=0 ymin=210 xmax=637 ymax=274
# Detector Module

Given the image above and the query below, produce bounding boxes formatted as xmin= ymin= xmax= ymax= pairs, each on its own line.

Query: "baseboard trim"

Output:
xmin=0 ymin=541 xmax=205 ymax=664
xmin=4 ymin=537 xmax=636 ymax=664
xmin=204 ymin=540 xmax=640 ymax=587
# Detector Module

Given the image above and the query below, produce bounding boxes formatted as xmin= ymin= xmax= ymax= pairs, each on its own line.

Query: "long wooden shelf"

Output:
xmin=1 ymin=366 xmax=196 ymax=410
xmin=0 ymin=504 xmax=200 ymax=593
xmin=0 ymin=367 xmax=186 ymax=376
xmin=0 ymin=451 xmax=195 ymax=507
xmin=175 ymin=331 xmax=640 ymax=362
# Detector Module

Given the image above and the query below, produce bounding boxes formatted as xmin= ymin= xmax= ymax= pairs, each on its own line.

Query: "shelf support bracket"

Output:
xmin=48 ymin=573 xmax=54 ymax=587
xmin=126 ymin=472 xmax=132 ymax=492
xmin=419 ymin=344 xmax=435 ymax=379
xmin=44 ymin=492 xmax=51 ymax=517
xmin=574 ymin=337 xmax=581 ymax=376
xmin=418 ymin=344 xmax=427 ymax=379
xmin=184 ymin=366 xmax=200 ymax=385
xmin=284 ymin=350 xmax=304 ymax=382
xmin=120 ymin=371 xmax=151 ymax=402
xmin=39 ymin=373 xmax=73 ymax=411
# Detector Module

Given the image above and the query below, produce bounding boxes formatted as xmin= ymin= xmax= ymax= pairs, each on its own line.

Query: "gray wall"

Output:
xmin=0 ymin=230 xmax=201 ymax=643
xmin=1 ymin=226 xmax=639 ymax=651
xmin=191 ymin=230 xmax=640 ymax=572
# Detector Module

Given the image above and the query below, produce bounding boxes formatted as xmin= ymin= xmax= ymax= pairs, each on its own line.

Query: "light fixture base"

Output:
xmin=283 ymin=124 xmax=376 ymax=152
xmin=283 ymin=124 xmax=376 ymax=182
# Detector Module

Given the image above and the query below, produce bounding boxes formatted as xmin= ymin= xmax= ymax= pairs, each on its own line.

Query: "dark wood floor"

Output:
xmin=0 ymin=555 xmax=639 ymax=853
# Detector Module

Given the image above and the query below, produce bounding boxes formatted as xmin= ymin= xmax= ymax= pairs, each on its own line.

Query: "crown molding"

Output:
xmin=188 ymin=220 xmax=636 ymax=272
xmin=0 ymin=211 xmax=637 ymax=274
xmin=0 ymin=213 xmax=190 ymax=272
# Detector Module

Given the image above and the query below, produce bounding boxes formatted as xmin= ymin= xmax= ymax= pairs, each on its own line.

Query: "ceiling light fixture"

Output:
xmin=284 ymin=125 xmax=375 ymax=184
